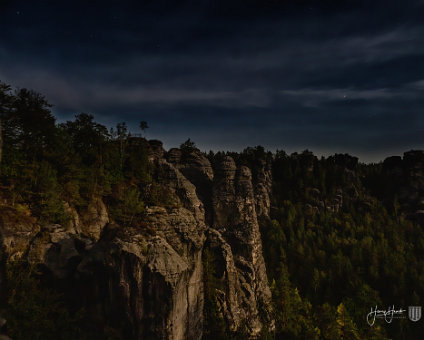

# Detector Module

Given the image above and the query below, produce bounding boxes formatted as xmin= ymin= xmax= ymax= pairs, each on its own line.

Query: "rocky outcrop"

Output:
xmin=0 ymin=206 xmax=39 ymax=261
xmin=209 ymin=156 xmax=274 ymax=336
xmin=254 ymin=159 xmax=272 ymax=218
xmin=27 ymin=224 xmax=91 ymax=279
xmin=382 ymin=150 xmax=424 ymax=223
xmin=167 ymin=148 xmax=214 ymax=224
xmin=74 ymin=218 xmax=204 ymax=339
xmin=79 ymin=197 xmax=109 ymax=240
xmin=0 ymin=140 xmax=274 ymax=339
xmin=0 ymin=317 xmax=11 ymax=340
xmin=71 ymin=145 xmax=208 ymax=340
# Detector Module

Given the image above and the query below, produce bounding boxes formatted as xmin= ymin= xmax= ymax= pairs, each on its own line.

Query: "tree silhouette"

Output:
xmin=139 ymin=121 xmax=149 ymax=136
xmin=0 ymin=82 xmax=13 ymax=173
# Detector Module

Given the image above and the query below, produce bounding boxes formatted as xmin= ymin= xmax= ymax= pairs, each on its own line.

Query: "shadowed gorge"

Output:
xmin=1 ymin=83 xmax=424 ymax=339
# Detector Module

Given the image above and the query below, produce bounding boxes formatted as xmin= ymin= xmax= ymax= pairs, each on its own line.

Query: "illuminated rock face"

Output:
xmin=0 ymin=140 xmax=274 ymax=339
xmin=210 ymin=157 xmax=274 ymax=337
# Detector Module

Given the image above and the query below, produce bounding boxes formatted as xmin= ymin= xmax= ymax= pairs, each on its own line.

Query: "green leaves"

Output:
xmin=109 ymin=185 xmax=144 ymax=226
xmin=4 ymin=262 xmax=83 ymax=340
xmin=32 ymin=161 xmax=69 ymax=224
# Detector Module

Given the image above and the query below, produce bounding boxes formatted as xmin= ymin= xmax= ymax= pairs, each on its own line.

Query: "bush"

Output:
xmin=3 ymin=262 xmax=83 ymax=340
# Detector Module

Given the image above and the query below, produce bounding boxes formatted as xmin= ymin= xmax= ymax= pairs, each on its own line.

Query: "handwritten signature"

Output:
xmin=367 ymin=305 xmax=406 ymax=326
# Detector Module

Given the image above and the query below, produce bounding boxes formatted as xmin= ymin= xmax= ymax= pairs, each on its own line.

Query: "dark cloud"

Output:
xmin=1 ymin=0 xmax=424 ymax=162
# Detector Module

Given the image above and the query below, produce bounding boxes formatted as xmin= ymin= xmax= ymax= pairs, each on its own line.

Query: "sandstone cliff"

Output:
xmin=0 ymin=140 xmax=274 ymax=339
xmin=382 ymin=150 xmax=424 ymax=224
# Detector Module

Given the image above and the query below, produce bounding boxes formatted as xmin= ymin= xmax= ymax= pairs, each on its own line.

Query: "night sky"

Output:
xmin=1 ymin=0 xmax=424 ymax=162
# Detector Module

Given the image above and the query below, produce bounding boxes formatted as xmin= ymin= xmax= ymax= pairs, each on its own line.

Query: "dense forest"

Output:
xmin=1 ymin=81 xmax=424 ymax=339
xmin=202 ymin=147 xmax=424 ymax=339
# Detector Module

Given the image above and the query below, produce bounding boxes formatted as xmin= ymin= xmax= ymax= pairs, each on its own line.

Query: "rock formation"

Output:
xmin=208 ymin=156 xmax=273 ymax=335
xmin=382 ymin=150 xmax=424 ymax=224
xmin=0 ymin=140 xmax=274 ymax=339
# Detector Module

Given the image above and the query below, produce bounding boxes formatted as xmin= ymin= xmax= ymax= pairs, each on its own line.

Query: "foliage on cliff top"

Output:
xmin=0 ymin=81 xmax=173 ymax=227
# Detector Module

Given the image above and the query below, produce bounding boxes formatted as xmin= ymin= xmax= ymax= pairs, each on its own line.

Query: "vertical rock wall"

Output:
xmin=0 ymin=140 xmax=274 ymax=339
